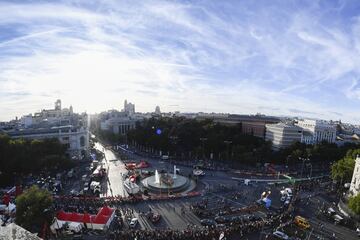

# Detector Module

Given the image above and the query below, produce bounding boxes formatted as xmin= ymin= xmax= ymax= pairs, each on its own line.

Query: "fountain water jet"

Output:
xmin=142 ymin=166 xmax=195 ymax=193
xmin=155 ymin=169 xmax=160 ymax=184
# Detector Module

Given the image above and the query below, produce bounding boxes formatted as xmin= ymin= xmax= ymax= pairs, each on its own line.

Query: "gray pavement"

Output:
xmin=94 ymin=142 xmax=128 ymax=198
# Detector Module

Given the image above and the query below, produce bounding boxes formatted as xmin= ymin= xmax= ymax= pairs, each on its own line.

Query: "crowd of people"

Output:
xmin=107 ymin=211 xmax=291 ymax=240
xmin=50 ymin=164 xmax=334 ymax=240
xmin=53 ymin=190 xmax=201 ymax=212
xmin=53 ymin=196 xmax=106 ymax=214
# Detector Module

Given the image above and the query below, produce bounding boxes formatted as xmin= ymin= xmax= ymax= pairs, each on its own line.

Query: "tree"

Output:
xmin=16 ymin=186 xmax=53 ymax=231
xmin=348 ymin=193 xmax=360 ymax=215
xmin=331 ymin=153 xmax=356 ymax=183
xmin=331 ymin=157 xmax=355 ymax=183
xmin=0 ymin=135 xmax=72 ymax=187
xmin=103 ymin=117 xmax=360 ymax=166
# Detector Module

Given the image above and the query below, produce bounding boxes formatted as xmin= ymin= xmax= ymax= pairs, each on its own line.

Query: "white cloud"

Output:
xmin=0 ymin=0 xmax=360 ymax=122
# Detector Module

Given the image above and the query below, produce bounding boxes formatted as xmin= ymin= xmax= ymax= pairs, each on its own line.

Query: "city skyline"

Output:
xmin=1 ymin=0 xmax=360 ymax=122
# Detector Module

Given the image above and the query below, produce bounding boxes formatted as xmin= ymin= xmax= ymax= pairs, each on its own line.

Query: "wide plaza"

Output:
xmin=49 ymin=138 xmax=359 ymax=240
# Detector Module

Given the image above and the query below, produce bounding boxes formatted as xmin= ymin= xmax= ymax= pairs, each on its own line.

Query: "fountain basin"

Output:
xmin=142 ymin=174 xmax=191 ymax=193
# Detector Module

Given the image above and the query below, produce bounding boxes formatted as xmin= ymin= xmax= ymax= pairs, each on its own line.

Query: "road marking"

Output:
xmin=207 ymin=192 xmax=247 ymax=207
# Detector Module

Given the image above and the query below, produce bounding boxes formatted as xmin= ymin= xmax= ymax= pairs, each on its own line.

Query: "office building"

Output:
xmin=296 ymin=119 xmax=336 ymax=144
xmin=265 ymin=123 xmax=302 ymax=150
xmin=1 ymin=100 xmax=89 ymax=159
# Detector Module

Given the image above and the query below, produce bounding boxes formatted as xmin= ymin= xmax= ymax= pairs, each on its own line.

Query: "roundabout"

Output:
xmin=141 ymin=167 xmax=196 ymax=194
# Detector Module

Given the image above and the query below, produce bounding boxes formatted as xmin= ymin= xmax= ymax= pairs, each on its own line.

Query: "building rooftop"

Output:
xmin=0 ymin=223 xmax=41 ymax=240
xmin=267 ymin=122 xmax=302 ymax=130
xmin=1 ymin=125 xmax=82 ymax=137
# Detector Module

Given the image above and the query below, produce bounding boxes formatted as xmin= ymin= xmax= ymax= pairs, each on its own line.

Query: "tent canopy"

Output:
xmin=55 ymin=206 xmax=115 ymax=228
xmin=93 ymin=214 xmax=108 ymax=224
xmin=57 ymin=210 xmax=69 ymax=221
xmin=83 ymin=213 xmax=91 ymax=223
xmin=98 ymin=206 xmax=114 ymax=216
xmin=68 ymin=213 xmax=84 ymax=222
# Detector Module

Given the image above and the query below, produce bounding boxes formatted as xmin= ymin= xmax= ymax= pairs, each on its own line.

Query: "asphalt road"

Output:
xmin=296 ymin=192 xmax=358 ymax=240
xmin=94 ymin=142 xmax=129 ymax=198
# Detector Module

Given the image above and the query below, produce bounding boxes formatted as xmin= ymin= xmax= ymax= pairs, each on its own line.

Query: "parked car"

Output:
xmin=327 ymin=207 xmax=336 ymax=216
xmin=333 ymin=214 xmax=344 ymax=225
xmin=129 ymin=218 xmax=138 ymax=228
xmin=272 ymin=231 xmax=289 ymax=240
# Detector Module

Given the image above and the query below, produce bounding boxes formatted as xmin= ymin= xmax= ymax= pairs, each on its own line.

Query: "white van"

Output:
xmin=90 ymin=181 xmax=100 ymax=190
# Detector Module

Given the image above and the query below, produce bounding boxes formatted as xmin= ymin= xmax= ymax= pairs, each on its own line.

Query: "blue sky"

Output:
xmin=1 ymin=0 xmax=360 ymax=123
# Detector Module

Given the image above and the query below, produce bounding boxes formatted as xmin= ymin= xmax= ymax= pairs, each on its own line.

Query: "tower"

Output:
xmin=55 ymin=99 xmax=61 ymax=111
xmin=123 ymin=99 xmax=135 ymax=115
xmin=155 ymin=106 xmax=161 ymax=115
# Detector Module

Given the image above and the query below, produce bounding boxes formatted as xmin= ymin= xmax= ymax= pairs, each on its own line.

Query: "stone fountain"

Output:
xmin=141 ymin=165 xmax=195 ymax=193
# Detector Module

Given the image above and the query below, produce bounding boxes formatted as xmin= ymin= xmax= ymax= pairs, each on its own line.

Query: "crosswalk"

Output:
xmin=85 ymin=230 xmax=103 ymax=236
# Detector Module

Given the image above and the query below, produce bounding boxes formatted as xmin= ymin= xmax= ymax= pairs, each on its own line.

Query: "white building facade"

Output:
xmin=99 ymin=110 xmax=142 ymax=135
xmin=2 ymin=100 xmax=89 ymax=159
xmin=98 ymin=100 xmax=145 ymax=135
xmin=350 ymin=156 xmax=360 ymax=196
xmin=100 ymin=117 xmax=136 ymax=135
xmin=265 ymin=123 xmax=302 ymax=150
xmin=9 ymin=126 xmax=89 ymax=158
xmin=296 ymin=119 xmax=336 ymax=144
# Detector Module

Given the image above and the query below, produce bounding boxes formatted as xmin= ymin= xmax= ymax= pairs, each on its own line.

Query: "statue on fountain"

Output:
xmin=154 ymin=165 xmax=180 ymax=186
xmin=161 ymin=173 xmax=174 ymax=186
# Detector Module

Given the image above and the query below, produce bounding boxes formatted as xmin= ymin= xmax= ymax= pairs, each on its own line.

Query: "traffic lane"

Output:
xmin=122 ymin=154 xmax=233 ymax=185
xmin=307 ymin=217 xmax=358 ymax=240
xmin=94 ymin=142 xmax=128 ymax=197
xmin=105 ymin=159 xmax=128 ymax=197
xmin=118 ymin=149 xmax=243 ymax=192
xmin=127 ymin=199 xmax=202 ymax=230
xmin=118 ymin=149 xmax=230 ymax=176
xmin=297 ymin=196 xmax=358 ymax=240
xmin=208 ymin=181 xmax=284 ymax=208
